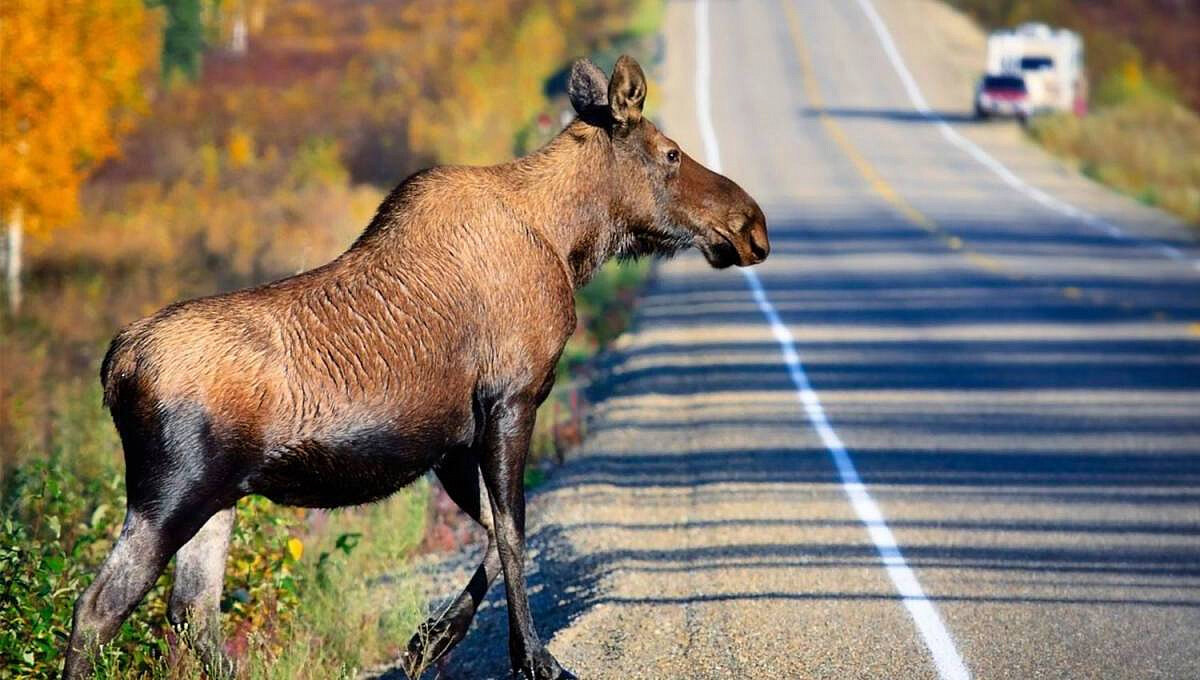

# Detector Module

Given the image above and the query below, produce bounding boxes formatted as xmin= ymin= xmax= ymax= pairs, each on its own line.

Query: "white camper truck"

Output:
xmin=976 ymin=22 xmax=1086 ymax=119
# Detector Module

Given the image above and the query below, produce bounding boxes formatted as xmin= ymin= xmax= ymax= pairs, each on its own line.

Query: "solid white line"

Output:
xmin=853 ymin=0 xmax=1198 ymax=270
xmin=693 ymin=2 xmax=971 ymax=679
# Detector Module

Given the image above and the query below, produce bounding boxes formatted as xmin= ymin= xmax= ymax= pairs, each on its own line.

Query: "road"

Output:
xmin=394 ymin=1 xmax=1200 ymax=678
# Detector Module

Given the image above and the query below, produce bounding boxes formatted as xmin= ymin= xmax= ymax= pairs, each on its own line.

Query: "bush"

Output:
xmin=1028 ymin=90 xmax=1200 ymax=225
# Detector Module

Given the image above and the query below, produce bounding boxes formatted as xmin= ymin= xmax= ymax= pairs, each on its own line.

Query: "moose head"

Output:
xmin=567 ymin=55 xmax=769 ymax=269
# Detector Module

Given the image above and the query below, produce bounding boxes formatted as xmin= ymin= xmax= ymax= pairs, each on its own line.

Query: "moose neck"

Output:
xmin=502 ymin=122 xmax=624 ymax=288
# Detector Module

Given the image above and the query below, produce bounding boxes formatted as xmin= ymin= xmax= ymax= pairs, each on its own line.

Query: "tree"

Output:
xmin=0 ymin=0 xmax=152 ymax=312
xmin=148 ymin=0 xmax=206 ymax=80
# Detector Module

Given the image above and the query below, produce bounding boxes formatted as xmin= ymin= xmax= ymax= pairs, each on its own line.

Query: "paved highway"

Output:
xmin=395 ymin=1 xmax=1200 ymax=677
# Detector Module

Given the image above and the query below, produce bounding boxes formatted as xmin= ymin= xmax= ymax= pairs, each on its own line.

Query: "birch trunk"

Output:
xmin=5 ymin=204 xmax=22 ymax=314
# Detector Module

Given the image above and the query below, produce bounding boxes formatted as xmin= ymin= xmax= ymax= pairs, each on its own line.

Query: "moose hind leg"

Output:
xmin=169 ymin=506 xmax=236 ymax=678
xmin=63 ymin=508 xmax=189 ymax=679
xmin=403 ymin=449 xmax=502 ymax=677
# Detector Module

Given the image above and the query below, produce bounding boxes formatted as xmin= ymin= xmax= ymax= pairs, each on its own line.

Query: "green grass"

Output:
xmin=237 ymin=487 xmax=429 ymax=680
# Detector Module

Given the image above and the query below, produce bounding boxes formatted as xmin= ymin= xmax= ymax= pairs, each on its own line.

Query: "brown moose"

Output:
xmin=63 ymin=55 xmax=768 ymax=680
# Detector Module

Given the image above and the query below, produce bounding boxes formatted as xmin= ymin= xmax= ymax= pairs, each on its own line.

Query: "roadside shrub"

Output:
xmin=1028 ymin=91 xmax=1200 ymax=225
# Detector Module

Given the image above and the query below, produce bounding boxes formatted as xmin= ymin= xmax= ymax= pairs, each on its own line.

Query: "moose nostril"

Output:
xmin=743 ymin=219 xmax=769 ymax=261
xmin=750 ymin=235 xmax=769 ymax=260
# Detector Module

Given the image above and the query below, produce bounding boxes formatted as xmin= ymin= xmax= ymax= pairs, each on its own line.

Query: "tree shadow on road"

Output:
xmin=801 ymin=106 xmax=983 ymax=124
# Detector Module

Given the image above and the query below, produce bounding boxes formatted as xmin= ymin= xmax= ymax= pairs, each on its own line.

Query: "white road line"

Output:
xmin=693 ymin=2 xmax=972 ymax=678
xmin=853 ymin=0 xmax=1200 ymax=272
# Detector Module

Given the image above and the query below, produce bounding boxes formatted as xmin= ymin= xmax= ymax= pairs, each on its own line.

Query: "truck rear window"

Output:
xmin=1020 ymin=56 xmax=1054 ymax=70
xmin=983 ymin=76 xmax=1027 ymax=91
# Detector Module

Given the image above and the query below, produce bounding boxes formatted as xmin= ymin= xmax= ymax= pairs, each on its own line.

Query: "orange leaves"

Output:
xmin=0 ymin=0 xmax=154 ymax=232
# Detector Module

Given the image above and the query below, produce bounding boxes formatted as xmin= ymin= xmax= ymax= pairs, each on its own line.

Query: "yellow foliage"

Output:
xmin=1121 ymin=59 xmax=1144 ymax=93
xmin=1029 ymin=96 xmax=1200 ymax=225
xmin=227 ymin=128 xmax=256 ymax=168
xmin=400 ymin=1 xmax=581 ymax=165
xmin=0 ymin=0 xmax=155 ymax=232
xmin=199 ymin=143 xmax=222 ymax=186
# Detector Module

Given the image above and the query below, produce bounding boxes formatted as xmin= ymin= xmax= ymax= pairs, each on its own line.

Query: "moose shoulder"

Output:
xmin=65 ymin=55 xmax=767 ymax=680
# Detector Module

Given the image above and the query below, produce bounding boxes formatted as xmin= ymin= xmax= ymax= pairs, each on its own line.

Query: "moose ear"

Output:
xmin=608 ymin=55 xmax=646 ymax=128
xmin=568 ymin=58 xmax=609 ymax=115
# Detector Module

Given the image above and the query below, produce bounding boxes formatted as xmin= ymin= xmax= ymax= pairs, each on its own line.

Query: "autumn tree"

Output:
xmin=0 ymin=0 xmax=152 ymax=312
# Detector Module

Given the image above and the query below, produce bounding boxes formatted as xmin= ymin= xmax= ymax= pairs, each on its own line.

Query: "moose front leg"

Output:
xmin=479 ymin=395 xmax=575 ymax=680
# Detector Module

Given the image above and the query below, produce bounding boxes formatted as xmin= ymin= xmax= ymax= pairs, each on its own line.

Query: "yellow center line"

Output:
xmin=784 ymin=2 xmax=945 ymax=239
xmin=778 ymin=0 xmax=1172 ymax=320
xmin=965 ymin=252 xmax=1003 ymax=272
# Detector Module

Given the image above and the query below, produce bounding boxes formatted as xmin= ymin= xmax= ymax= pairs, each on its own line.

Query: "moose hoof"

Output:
xmin=515 ymin=649 xmax=576 ymax=680
xmin=402 ymin=615 xmax=468 ymax=679
xmin=516 ymin=669 xmax=576 ymax=680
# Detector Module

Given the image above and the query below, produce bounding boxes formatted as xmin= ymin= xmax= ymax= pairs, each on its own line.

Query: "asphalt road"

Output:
xmin=388 ymin=1 xmax=1200 ymax=678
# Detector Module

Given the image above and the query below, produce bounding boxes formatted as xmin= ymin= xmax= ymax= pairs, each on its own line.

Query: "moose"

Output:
xmin=64 ymin=55 xmax=768 ymax=679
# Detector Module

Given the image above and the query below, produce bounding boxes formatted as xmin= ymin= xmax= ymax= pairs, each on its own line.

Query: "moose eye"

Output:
xmin=666 ymin=149 xmax=680 ymax=163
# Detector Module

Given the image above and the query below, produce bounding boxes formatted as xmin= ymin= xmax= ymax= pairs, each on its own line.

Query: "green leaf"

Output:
xmin=334 ymin=532 xmax=362 ymax=555
xmin=89 ymin=503 xmax=109 ymax=528
xmin=44 ymin=556 xmax=65 ymax=574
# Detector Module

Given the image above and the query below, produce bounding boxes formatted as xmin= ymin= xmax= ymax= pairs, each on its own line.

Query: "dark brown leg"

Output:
xmin=478 ymin=396 xmax=574 ymax=680
xmin=402 ymin=449 xmax=501 ymax=677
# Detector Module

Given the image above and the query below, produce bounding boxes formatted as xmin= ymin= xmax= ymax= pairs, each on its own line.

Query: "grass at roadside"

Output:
xmin=236 ymin=489 xmax=428 ymax=680
xmin=1028 ymin=93 xmax=1200 ymax=225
